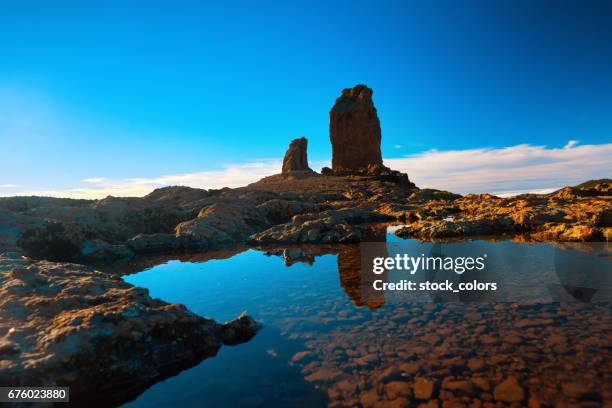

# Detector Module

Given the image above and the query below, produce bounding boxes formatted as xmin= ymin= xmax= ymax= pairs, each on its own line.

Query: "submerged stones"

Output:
xmin=282 ymin=137 xmax=312 ymax=174
xmin=330 ymin=84 xmax=383 ymax=172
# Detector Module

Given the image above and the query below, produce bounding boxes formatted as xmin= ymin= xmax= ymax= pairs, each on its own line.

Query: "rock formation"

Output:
xmin=329 ymin=85 xmax=383 ymax=171
xmin=282 ymin=137 xmax=311 ymax=174
xmin=0 ymin=253 xmax=260 ymax=404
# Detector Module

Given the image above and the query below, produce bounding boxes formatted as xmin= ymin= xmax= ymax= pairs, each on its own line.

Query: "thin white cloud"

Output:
xmin=0 ymin=184 xmax=17 ymax=188
xmin=564 ymin=139 xmax=579 ymax=149
xmin=3 ymin=161 xmax=282 ymax=199
xmin=493 ymin=188 xmax=558 ymax=198
xmin=393 ymin=144 xmax=402 ymax=149
xmin=2 ymin=142 xmax=609 ymax=199
xmin=386 ymin=142 xmax=611 ymax=195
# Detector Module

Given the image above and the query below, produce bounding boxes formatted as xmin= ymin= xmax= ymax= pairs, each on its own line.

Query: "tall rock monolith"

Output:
xmin=329 ymin=85 xmax=383 ymax=172
xmin=282 ymin=137 xmax=311 ymax=174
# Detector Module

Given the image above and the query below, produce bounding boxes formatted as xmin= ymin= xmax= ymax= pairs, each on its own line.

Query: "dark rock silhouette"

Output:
xmin=330 ymin=85 xmax=383 ymax=171
xmin=282 ymin=137 xmax=311 ymax=174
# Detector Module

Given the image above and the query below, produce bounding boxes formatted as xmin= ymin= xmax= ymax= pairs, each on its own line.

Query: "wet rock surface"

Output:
xmin=266 ymin=293 xmax=611 ymax=408
xmin=202 ymin=243 xmax=609 ymax=408
xmin=0 ymin=254 xmax=258 ymax=405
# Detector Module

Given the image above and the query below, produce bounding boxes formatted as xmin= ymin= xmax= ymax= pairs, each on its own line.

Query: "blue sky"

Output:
xmin=1 ymin=0 xmax=611 ymax=197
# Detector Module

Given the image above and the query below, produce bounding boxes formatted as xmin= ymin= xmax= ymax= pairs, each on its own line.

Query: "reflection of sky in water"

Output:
xmin=123 ymin=238 xmax=611 ymax=407
xmin=127 ymin=250 xmax=341 ymax=323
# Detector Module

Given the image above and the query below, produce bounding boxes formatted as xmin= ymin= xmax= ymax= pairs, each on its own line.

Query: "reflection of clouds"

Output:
xmin=386 ymin=142 xmax=612 ymax=195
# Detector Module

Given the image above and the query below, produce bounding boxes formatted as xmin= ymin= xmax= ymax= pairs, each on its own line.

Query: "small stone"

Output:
xmin=527 ymin=396 xmax=542 ymax=408
xmin=221 ymin=312 xmax=262 ymax=345
xmin=291 ymin=351 xmax=313 ymax=363
xmin=360 ymin=390 xmax=380 ymax=407
xmin=305 ymin=367 xmax=344 ymax=383
xmin=355 ymin=353 xmax=378 ymax=366
xmin=471 ymin=377 xmax=490 ymax=392
xmin=561 ymin=382 xmax=592 ymax=399
xmin=441 ymin=378 xmax=475 ymax=396
xmin=414 ymin=377 xmax=435 ymax=399
xmin=0 ymin=340 xmax=20 ymax=355
xmin=514 ymin=319 xmax=554 ymax=329
xmin=467 ymin=358 xmax=485 ymax=372
xmin=379 ymin=366 xmax=403 ymax=383
xmin=400 ymin=361 xmax=422 ymax=375
xmin=385 ymin=381 xmax=411 ymax=399
xmin=480 ymin=335 xmax=497 ymax=345
xmin=504 ymin=333 xmax=523 ymax=344
xmin=493 ymin=377 xmax=525 ymax=402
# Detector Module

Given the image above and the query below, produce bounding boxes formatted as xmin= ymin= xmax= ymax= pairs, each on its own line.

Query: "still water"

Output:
xmin=123 ymin=237 xmax=611 ymax=407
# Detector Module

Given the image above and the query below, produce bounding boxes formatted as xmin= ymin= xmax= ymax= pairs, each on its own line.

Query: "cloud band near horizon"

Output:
xmin=1 ymin=142 xmax=610 ymax=199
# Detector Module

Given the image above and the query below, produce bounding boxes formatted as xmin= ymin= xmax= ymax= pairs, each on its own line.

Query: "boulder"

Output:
xmin=175 ymin=201 xmax=268 ymax=249
xmin=0 ymin=255 xmax=261 ymax=404
xmin=329 ymin=84 xmax=383 ymax=171
xmin=248 ymin=208 xmax=392 ymax=244
xmin=79 ymin=239 xmax=134 ymax=263
xmin=282 ymin=137 xmax=311 ymax=174
xmin=220 ymin=312 xmax=262 ymax=345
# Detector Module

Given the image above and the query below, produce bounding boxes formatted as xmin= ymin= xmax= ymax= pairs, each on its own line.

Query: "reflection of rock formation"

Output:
xmin=550 ymin=242 xmax=612 ymax=302
xmin=337 ymin=244 xmax=387 ymax=309
xmin=282 ymin=247 xmax=315 ymax=266
xmin=104 ymin=246 xmax=249 ymax=275
xmin=256 ymin=224 xmax=389 ymax=309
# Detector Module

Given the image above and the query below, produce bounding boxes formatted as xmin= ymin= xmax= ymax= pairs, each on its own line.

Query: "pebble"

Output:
xmin=493 ymin=376 xmax=525 ymax=402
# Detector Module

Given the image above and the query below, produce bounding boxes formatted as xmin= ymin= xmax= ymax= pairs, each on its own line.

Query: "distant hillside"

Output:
xmin=574 ymin=179 xmax=611 ymax=189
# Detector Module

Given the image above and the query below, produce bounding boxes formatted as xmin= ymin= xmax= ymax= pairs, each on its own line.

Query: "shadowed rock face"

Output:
xmin=282 ymin=137 xmax=311 ymax=174
xmin=330 ymin=85 xmax=383 ymax=171
xmin=0 ymin=254 xmax=260 ymax=405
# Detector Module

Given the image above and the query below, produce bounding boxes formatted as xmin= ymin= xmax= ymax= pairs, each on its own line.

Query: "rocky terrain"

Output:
xmin=0 ymin=253 xmax=260 ymax=404
xmin=0 ymin=84 xmax=609 ymax=405
xmin=1 ymin=175 xmax=609 ymax=267
xmin=394 ymin=181 xmax=611 ymax=242
xmin=1 ymin=85 xmax=607 ymax=265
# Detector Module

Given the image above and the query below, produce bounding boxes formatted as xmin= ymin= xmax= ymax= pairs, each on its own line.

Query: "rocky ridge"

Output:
xmin=1 ymin=179 xmax=609 ymax=265
xmin=394 ymin=183 xmax=611 ymax=242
